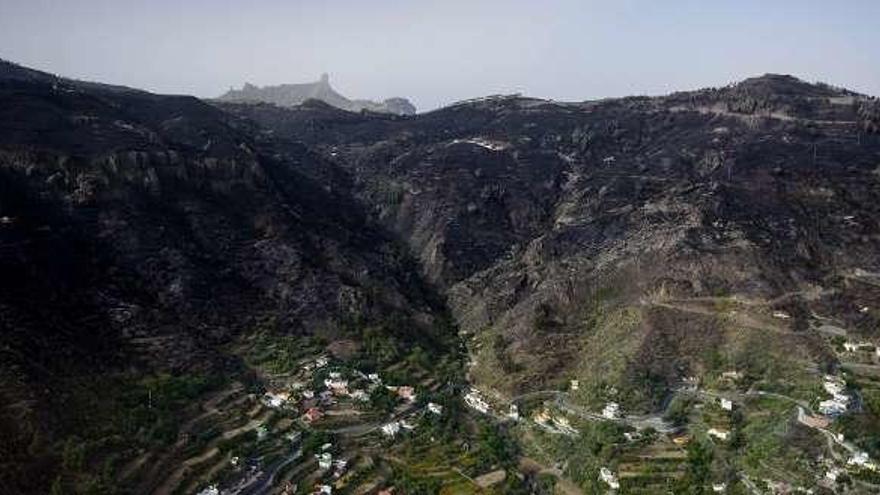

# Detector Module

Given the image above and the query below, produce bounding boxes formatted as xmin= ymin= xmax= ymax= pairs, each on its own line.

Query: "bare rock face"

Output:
xmin=217 ymin=73 xmax=416 ymax=115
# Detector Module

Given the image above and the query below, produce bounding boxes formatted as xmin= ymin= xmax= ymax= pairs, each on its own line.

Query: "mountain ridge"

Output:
xmin=217 ymin=73 xmax=417 ymax=115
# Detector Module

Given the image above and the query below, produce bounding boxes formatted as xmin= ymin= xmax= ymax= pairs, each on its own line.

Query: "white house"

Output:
xmin=570 ymin=380 xmax=580 ymax=391
xmin=427 ymin=402 xmax=443 ymax=415
xmin=819 ymin=398 xmax=848 ymax=417
xmin=318 ymin=485 xmax=332 ymax=495
xmin=382 ymin=421 xmax=401 ymax=437
xmin=844 ymin=342 xmax=860 ymax=352
xmin=368 ymin=373 xmax=382 ymax=384
xmin=823 ymin=376 xmax=845 ymax=396
xmin=825 ymin=468 xmax=842 ymax=482
xmin=720 ymin=398 xmax=733 ymax=411
xmin=196 ymin=485 xmax=219 ymax=495
xmin=316 ymin=452 xmax=333 ymax=470
xmin=465 ymin=389 xmax=490 ymax=414
xmin=324 ymin=378 xmax=349 ymax=395
xmin=707 ymin=428 xmax=730 ymax=441
xmin=264 ymin=391 xmax=290 ymax=408
xmin=712 ymin=483 xmax=727 ymax=493
xmin=401 ymin=420 xmax=417 ymax=431
xmin=508 ymin=404 xmax=520 ymax=421
xmin=599 ymin=467 xmax=620 ymax=490
xmin=602 ymin=402 xmax=620 ymax=419
xmin=350 ymin=389 xmax=369 ymax=402
xmin=772 ymin=311 xmax=791 ymax=319
xmin=848 ymin=452 xmax=877 ymax=470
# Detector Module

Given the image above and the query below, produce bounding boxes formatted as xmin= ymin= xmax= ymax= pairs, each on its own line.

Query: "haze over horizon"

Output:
xmin=1 ymin=0 xmax=879 ymax=111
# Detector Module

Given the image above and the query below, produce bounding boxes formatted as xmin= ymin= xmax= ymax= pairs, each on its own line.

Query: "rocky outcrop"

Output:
xmin=217 ymin=73 xmax=416 ymax=115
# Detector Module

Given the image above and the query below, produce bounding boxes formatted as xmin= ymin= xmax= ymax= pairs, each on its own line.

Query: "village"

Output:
xmin=452 ymin=302 xmax=880 ymax=494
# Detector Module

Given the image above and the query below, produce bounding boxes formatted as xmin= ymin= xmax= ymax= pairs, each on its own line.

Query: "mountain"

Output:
xmin=0 ymin=58 xmax=450 ymax=494
xmin=217 ymin=73 xmax=417 ymax=115
xmin=3 ymin=59 xmax=880 ymax=494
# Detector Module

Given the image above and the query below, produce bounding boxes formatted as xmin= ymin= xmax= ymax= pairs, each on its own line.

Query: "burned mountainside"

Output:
xmin=223 ymin=75 xmax=880 ymax=406
xmin=2 ymin=58 xmax=880 ymax=494
xmin=0 ymin=59 xmax=451 ymax=493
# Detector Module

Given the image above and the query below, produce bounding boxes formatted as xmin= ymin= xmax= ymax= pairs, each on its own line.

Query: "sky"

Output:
xmin=1 ymin=0 xmax=878 ymax=111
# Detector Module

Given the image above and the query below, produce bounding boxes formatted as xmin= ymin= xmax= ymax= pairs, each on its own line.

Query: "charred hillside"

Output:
xmin=223 ymin=75 xmax=880 ymax=405
xmin=3 ymin=58 xmax=880 ymax=494
xmin=0 ymin=60 xmax=449 ymax=493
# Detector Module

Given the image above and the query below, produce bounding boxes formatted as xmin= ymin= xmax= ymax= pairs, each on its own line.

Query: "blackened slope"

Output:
xmin=224 ymin=77 xmax=880 ymax=404
xmin=0 ymin=63 xmax=447 ymax=494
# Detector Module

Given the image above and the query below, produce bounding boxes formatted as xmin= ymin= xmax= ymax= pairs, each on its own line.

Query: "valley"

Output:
xmin=1 ymin=58 xmax=880 ymax=494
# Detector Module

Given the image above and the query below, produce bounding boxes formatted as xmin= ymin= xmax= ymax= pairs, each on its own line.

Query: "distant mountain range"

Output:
xmin=217 ymin=73 xmax=416 ymax=115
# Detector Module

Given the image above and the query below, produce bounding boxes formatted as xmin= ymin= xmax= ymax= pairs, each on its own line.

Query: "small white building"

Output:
xmin=825 ymin=468 xmax=842 ymax=482
xmin=721 ymin=370 xmax=742 ymax=380
xmin=324 ymin=379 xmax=349 ymax=395
xmin=848 ymin=451 xmax=877 ymax=470
xmin=427 ymin=402 xmax=443 ymax=415
xmin=819 ymin=398 xmax=848 ymax=417
xmin=624 ymin=431 xmax=642 ymax=442
xmin=720 ymin=398 xmax=733 ymax=411
xmin=823 ymin=376 xmax=845 ymax=396
xmin=844 ymin=342 xmax=860 ymax=352
xmin=349 ymin=389 xmax=368 ymax=402
xmin=318 ymin=484 xmax=332 ymax=495
xmin=772 ymin=311 xmax=791 ymax=319
xmin=508 ymin=404 xmax=520 ymax=421
xmin=382 ymin=421 xmax=401 ymax=437
xmin=316 ymin=452 xmax=333 ymax=470
xmin=400 ymin=420 xmax=417 ymax=431
xmin=464 ymin=389 xmax=490 ymax=414
xmin=264 ymin=391 xmax=290 ymax=408
xmin=570 ymin=380 xmax=580 ymax=391
xmin=599 ymin=467 xmax=620 ymax=490
xmin=602 ymin=402 xmax=620 ymax=419
xmin=707 ymin=428 xmax=730 ymax=441
xmin=712 ymin=482 xmax=727 ymax=493
xmin=368 ymin=373 xmax=382 ymax=384
xmin=196 ymin=485 xmax=219 ymax=495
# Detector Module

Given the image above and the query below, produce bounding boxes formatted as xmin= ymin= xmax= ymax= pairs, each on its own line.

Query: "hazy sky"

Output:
xmin=1 ymin=0 xmax=878 ymax=110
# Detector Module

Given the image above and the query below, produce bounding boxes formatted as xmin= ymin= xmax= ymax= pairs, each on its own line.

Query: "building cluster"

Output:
xmin=602 ymin=402 xmax=620 ymax=419
xmin=842 ymin=341 xmax=876 ymax=353
xmin=818 ymin=375 xmax=851 ymax=417
xmin=848 ymin=451 xmax=878 ymax=472
xmin=381 ymin=419 xmax=418 ymax=438
xmin=464 ymin=388 xmax=490 ymax=414
xmin=259 ymin=356 xmax=423 ymax=428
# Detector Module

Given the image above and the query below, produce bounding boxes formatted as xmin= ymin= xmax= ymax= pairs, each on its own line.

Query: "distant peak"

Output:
xmin=733 ymin=73 xmax=850 ymax=98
